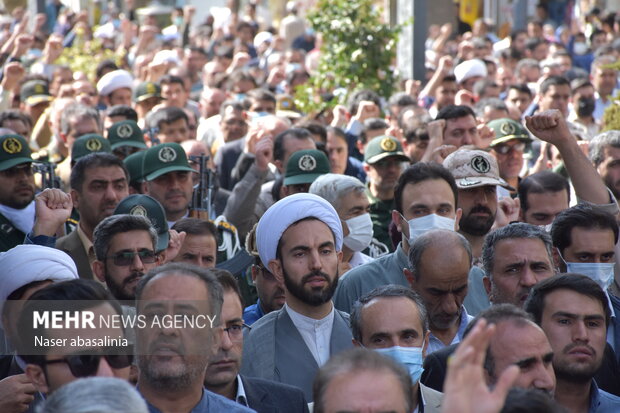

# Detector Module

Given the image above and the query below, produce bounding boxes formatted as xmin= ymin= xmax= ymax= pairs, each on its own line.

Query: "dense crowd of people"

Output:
xmin=1 ymin=0 xmax=620 ymax=412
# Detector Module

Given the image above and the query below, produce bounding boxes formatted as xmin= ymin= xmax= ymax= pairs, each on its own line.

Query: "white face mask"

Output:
xmin=565 ymin=261 xmax=616 ymax=291
xmin=405 ymin=213 xmax=456 ymax=245
xmin=343 ymin=213 xmax=373 ymax=252
xmin=573 ymin=42 xmax=588 ymax=55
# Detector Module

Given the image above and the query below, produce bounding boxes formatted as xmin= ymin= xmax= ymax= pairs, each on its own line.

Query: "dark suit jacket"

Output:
xmin=421 ymin=340 xmax=620 ymax=397
xmin=215 ymin=138 xmax=245 ymax=191
xmin=241 ymin=375 xmax=309 ymax=413
xmin=55 ymin=230 xmax=93 ymax=279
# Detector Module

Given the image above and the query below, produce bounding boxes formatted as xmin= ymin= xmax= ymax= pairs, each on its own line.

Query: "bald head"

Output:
xmin=408 ymin=230 xmax=472 ymax=280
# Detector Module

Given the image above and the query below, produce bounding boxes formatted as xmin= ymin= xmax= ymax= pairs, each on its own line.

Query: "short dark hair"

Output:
xmin=273 ymin=128 xmax=312 ymax=162
xmin=313 ymin=348 xmax=413 ymax=413
xmin=159 ymin=74 xmax=186 ymax=90
xmin=149 ymin=107 xmax=189 ymax=130
xmin=394 ymin=162 xmax=458 ymax=213
xmin=525 ymin=37 xmax=546 ymax=52
xmin=501 ymin=388 xmax=565 ymax=413
xmin=106 ymin=105 xmax=138 ymax=122
xmin=18 ymin=280 xmax=122 ymax=363
xmin=482 ymin=223 xmax=553 ymax=279
xmin=518 ymin=171 xmax=570 ymax=213
xmin=0 ymin=109 xmax=32 ymax=131
xmin=299 ymin=122 xmax=327 ymax=143
xmin=96 ymin=60 xmax=118 ymax=80
xmin=135 ymin=263 xmax=223 ymax=320
xmin=524 ymin=274 xmax=611 ymax=327
xmin=550 ymin=204 xmax=619 ymax=255
xmin=210 ymin=268 xmax=244 ymax=308
xmin=218 ymin=100 xmax=245 ymax=118
xmin=93 ymin=214 xmax=157 ymax=261
xmin=508 ymin=83 xmax=533 ymax=97
xmin=539 ymin=76 xmax=570 ymax=96
xmin=350 ymin=284 xmax=428 ymax=343
xmin=246 ymin=88 xmax=276 ymax=105
xmin=387 ymin=92 xmax=417 ymax=117
xmin=70 ymin=153 xmax=128 ymax=193
xmin=172 ymin=218 xmax=218 ymax=240
xmin=435 ymin=104 xmax=476 ymax=122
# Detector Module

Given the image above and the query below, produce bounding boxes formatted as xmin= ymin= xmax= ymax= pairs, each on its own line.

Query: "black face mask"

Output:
xmin=577 ymin=96 xmax=596 ymax=117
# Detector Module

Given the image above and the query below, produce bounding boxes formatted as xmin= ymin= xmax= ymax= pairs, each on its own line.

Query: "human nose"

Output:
xmin=221 ymin=328 xmax=234 ymax=351
xmin=96 ymin=357 xmax=115 ymax=377
xmin=130 ymin=252 xmax=145 ymax=271
xmin=533 ymin=364 xmax=556 ymax=393
xmin=441 ymin=295 xmax=459 ymax=315
xmin=572 ymin=321 xmax=589 ymax=342
xmin=520 ymin=267 xmax=537 ymax=288
xmin=462 ymin=131 xmax=474 ymax=145
xmin=308 ymin=249 xmax=323 ymax=272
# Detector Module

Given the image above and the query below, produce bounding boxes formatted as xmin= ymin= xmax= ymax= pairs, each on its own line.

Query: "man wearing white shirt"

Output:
xmin=241 ymin=193 xmax=353 ymax=401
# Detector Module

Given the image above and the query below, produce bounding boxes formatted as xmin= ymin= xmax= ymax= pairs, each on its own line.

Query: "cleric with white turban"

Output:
xmin=0 ymin=245 xmax=79 ymax=325
xmin=256 ymin=193 xmax=343 ymax=269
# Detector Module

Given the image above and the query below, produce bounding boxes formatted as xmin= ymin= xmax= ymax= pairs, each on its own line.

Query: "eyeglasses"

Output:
xmin=106 ymin=250 xmax=158 ymax=266
xmin=43 ymin=349 xmax=133 ymax=377
xmin=223 ymin=323 xmax=251 ymax=342
xmin=493 ymin=142 xmax=526 ymax=155
xmin=0 ymin=164 xmax=33 ymax=177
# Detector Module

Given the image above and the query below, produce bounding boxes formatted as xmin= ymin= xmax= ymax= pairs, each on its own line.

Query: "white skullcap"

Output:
xmin=0 ymin=245 xmax=78 ymax=325
xmin=152 ymin=49 xmax=181 ymax=66
xmin=254 ymin=31 xmax=273 ymax=49
xmin=454 ymin=59 xmax=488 ymax=84
xmin=97 ymin=69 xmax=133 ymax=96
xmin=256 ymin=193 xmax=343 ymax=266
xmin=94 ymin=22 xmax=115 ymax=39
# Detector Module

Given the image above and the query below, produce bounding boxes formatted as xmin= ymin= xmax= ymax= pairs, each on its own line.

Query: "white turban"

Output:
xmin=454 ymin=59 xmax=488 ymax=84
xmin=97 ymin=69 xmax=133 ymax=96
xmin=256 ymin=193 xmax=343 ymax=267
xmin=0 ymin=245 xmax=79 ymax=324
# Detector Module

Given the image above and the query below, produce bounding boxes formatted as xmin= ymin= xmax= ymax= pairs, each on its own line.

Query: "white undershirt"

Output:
xmin=0 ymin=200 xmax=35 ymax=234
xmin=284 ymin=303 xmax=335 ymax=367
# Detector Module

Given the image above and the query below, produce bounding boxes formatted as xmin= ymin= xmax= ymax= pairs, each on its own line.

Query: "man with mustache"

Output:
xmin=241 ymin=193 xmax=353 ymax=401
xmin=142 ymin=143 xmax=197 ymax=226
xmin=205 ymin=269 xmax=309 ymax=412
xmin=92 ymin=214 xmax=162 ymax=301
xmin=0 ymin=134 xmax=37 ymax=252
xmin=443 ymin=149 xmax=514 ymax=264
xmin=135 ymin=263 xmax=252 ymax=413
xmin=526 ymin=275 xmax=620 ymax=412
xmin=56 ymin=153 xmax=129 ymax=279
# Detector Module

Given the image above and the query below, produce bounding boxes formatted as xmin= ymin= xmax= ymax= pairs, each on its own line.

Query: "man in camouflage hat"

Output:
xmin=363 ymin=135 xmax=410 ymax=251
xmin=443 ymin=149 xmax=514 ymax=262
xmin=143 ymin=142 xmax=197 ymax=225
xmin=282 ymin=149 xmax=330 ymax=196
xmin=107 ymin=120 xmax=147 ymax=160
xmin=0 ymin=134 xmax=36 ymax=251
xmin=487 ymin=118 xmax=532 ymax=192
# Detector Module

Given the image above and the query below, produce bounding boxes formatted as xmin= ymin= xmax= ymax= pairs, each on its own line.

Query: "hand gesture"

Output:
xmin=34 ymin=13 xmax=47 ymax=30
xmin=441 ymin=320 xmax=519 ymax=413
xmin=0 ymin=374 xmax=36 ymax=413
xmin=437 ymin=54 xmax=453 ymax=74
xmin=525 ymin=110 xmax=573 ymax=148
xmin=353 ymin=100 xmax=380 ymax=123
xmin=475 ymin=123 xmax=495 ymax=149
xmin=12 ymin=34 xmax=33 ymax=57
xmin=43 ymin=35 xmax=63 ymax=64
xmin=493 ymin=197 xmax=520 ymax=229
xmin=255 ymin=135 xmax=274 ymax=171
xmin=1 ymin=62 xmax=25 ymax=92
xmin=162 ymin=229 xmax=186 ymax=263
xmin=32 ymin=188 xmax=73 ymax=237
xmin=331 ymin=105 xmax=348 ymax=128
xmin=266 ymin=66 xmax=285 ymax=88
xmin=455 ymin=89 xmax=475 ymax=106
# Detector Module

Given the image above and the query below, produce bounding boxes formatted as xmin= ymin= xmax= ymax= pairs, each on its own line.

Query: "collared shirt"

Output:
xmin=76 ymin=223 xmax=96 ymax=265
xmin=235 ymin=374 xmax=249 ymax=407
xmin=605 ymin=292 xmax=617 ymax=353
xmin=243 ymin=300 xmax=266 ymax=326
xmin=426 ymin=306 xmax=473 ymax=355
xmin=285 ymin=303 xmax=335 ymax=367
xmin=593 ymin=93 xmax=614 ymax=122
xmin=348 ymin=251 xmax=373 ymax=269
xmin=334 ymin=242 xmax=409 ymax=313
xmin=589 ymin=380 xmax=620 ymax=412
xmin=144 ymin=388 xmax=254 ymax=413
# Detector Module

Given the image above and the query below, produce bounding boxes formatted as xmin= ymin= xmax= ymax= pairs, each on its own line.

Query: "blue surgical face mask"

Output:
xmin=559 ymin=252 xmax=615 ymax=291
xmin=374 ymin=346 xmax=424 ymax=383
xmin=404 ymin=213 xmax=455 ymax=245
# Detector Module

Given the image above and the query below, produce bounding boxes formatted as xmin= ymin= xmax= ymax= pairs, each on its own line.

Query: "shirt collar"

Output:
xmin=589 ymin=380 xmax=600 ymax=412
xmin=76 ymin=223 xmax=95 ymax=263
xmin=284 ymin=302 xmax=335 ymax=327
xmin=235 ymin=375 xmax=249 ymax=406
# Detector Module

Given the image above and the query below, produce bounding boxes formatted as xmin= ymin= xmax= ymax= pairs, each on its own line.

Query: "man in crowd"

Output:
xmin=205 ymin=269 xmax=309 ymax=412
xmin=171 ymin=218 xmax=218 ymax=268
xmin=242 ymin=193 xmax=353 ymax=400
xmin=351 ymin=285 xmax=443 ymax=412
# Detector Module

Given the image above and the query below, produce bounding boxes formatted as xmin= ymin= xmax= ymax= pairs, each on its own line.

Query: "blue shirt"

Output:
xmin=589 ymin=380 xmax=620 ymax=413
xmin=145 ymin=389 xmax=255 ymax=413
xmin=426 ymin=306 xmax=473 ymax=355
xmin=243 ymin=300 xmax=266 ymax=326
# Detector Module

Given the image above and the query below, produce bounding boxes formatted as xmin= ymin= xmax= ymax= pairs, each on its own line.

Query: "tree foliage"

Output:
xmin=295 ymin=0 xmax=403 ymax=114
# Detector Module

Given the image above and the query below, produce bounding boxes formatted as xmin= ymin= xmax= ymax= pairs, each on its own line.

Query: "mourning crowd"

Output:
xmin=2 ymin=1 xmax=620 ymax=412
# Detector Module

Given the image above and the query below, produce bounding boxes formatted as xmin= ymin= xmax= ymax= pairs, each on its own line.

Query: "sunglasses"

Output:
xmin=493 ymin=142 xmax=526 ymax=155
xmin=43 ymin=349 xmax=133 ymax=377
xmin=0 ymin=164 xmax=33 ymax=177
xmin=106 ymin=249 xmax=158 ymax=266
